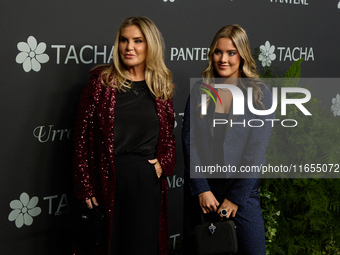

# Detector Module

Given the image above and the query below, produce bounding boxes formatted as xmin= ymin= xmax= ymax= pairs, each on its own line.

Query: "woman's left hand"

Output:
xmin=148 ymin=158 xmax=163 ymax=178
xmin=217 ymin=198 xmax=238 ymax=218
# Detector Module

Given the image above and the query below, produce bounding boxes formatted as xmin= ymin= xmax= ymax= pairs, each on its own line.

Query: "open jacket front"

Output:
xmin=73 ymin=67 xmax=176 ymax=255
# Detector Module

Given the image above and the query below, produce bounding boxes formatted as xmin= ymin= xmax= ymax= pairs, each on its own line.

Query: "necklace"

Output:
xmin=131 ymin=85 xmax=148 ymax=96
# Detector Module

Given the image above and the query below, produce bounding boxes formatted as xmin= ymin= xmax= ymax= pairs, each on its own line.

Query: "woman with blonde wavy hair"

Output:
xmin=202 ymin=24 xmax=265 ymax=110
xmin=74 ymin=17 xmax=176 ymax=255
xmin=182 ymin=24 xmax=274 ymax=254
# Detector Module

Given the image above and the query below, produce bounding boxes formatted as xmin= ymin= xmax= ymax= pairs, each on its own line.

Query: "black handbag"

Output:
xmin=194 ymin=214 xmax=238 ymax=255
xmin=73 ymin=203 xmax=105 ymax=248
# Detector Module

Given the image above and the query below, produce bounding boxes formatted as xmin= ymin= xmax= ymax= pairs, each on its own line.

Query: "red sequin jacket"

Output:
xmin=73 ymin=67 xmax=176 ymax=254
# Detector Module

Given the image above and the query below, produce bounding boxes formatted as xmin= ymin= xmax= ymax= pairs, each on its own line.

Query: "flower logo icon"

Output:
xmin=258 ymin=41 xmax=276 ymax=67
xmin=331 ymin=94 xmax=340 ymax=117
xmin=16 ymin=36 xmax=49 ymax=72
xmin=8 ymin=192 xmax=42 ymax=228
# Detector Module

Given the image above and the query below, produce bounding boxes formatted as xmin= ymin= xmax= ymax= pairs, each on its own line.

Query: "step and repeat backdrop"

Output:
xmin=1 ymin=0 xmax=340 ymax=254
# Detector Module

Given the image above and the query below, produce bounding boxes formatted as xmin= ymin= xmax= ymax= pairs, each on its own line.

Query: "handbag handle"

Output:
xmin=200 ymin=212 xmax=231 ymax=224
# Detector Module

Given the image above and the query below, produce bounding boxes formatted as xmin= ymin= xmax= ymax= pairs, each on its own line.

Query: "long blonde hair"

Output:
xmin=202 ymin=24 xmax=264 ymax=108
xmin=102 ymin=17 xmax=173 ymax=101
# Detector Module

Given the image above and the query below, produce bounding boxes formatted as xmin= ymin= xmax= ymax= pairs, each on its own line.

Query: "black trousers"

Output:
xmin=110 ymin=153 xmax=161 ymax=255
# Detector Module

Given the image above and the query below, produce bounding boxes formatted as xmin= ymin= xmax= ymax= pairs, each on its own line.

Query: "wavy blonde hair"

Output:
xmin=102 ymin=17 xmax=173 ymax=101
xmin=202 ymin=24 xmax=264 ymax=108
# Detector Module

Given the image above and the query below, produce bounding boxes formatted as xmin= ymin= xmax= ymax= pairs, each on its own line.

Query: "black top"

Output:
xmin=114 ymin=81 xmax=160 ymax=156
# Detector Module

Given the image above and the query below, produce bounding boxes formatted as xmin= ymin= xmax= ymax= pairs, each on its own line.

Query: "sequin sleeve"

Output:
xmin=156 ymin=97 xmax=176 ymax=177
xmin=73 ymin=74 xmax=99 ymax=201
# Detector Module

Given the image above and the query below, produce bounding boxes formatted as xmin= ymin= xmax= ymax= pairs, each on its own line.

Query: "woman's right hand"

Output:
xmin=198 ymin=191 xmax=220 ymax=214
xmin=85 ymin=197 xmax=98 ymax=209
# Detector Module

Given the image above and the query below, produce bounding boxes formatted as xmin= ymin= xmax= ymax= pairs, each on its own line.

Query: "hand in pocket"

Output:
xmin=148 ymin=158 xmax=162 ymax=178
